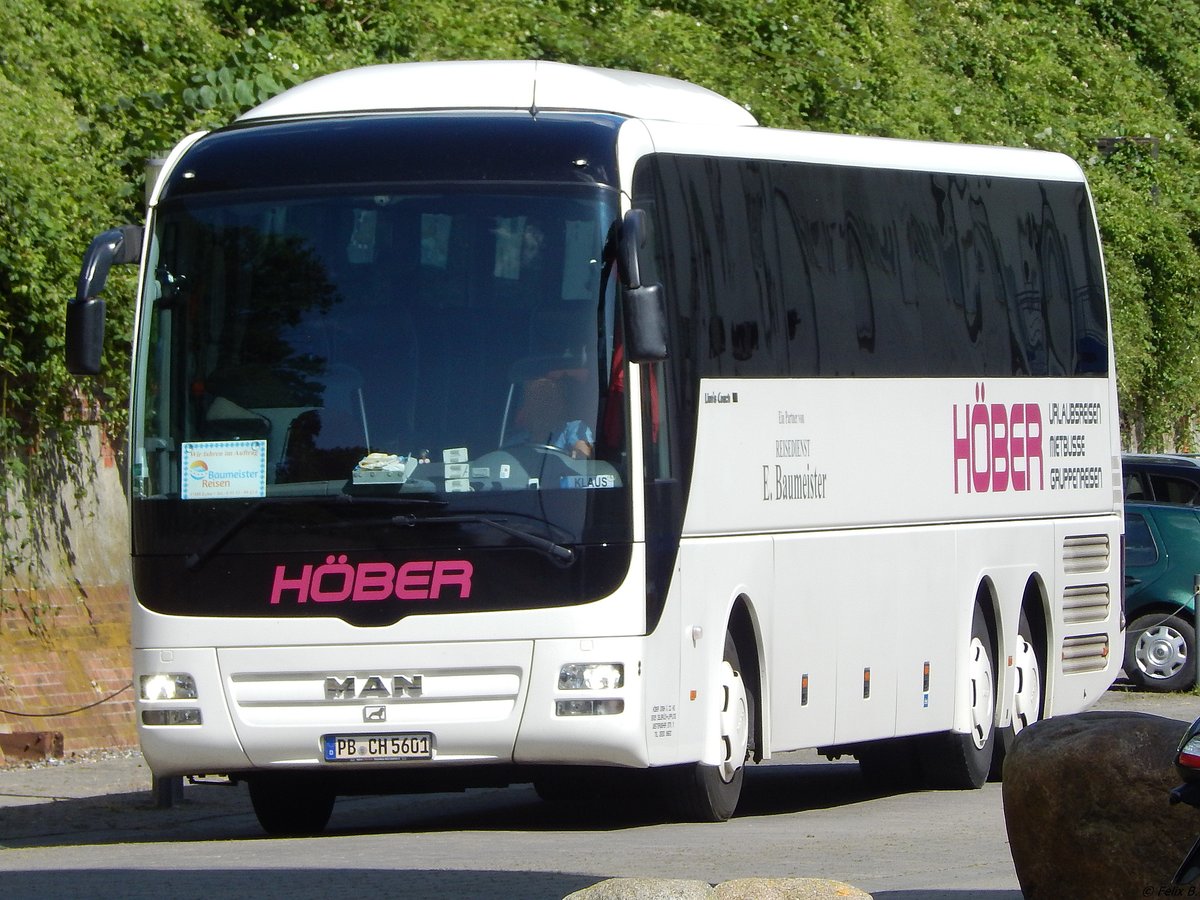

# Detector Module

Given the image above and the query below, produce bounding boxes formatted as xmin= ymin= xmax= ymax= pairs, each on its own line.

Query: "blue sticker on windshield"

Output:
xmin=182 ymin=440 xmax=267 ymax=500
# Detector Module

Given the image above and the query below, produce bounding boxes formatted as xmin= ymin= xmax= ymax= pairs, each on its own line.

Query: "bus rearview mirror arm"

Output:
xmin=617 ymin=209 xmax=646 ymax=290
xmin=66 ymin=225 xmax=143 ymax=376
xmin=618 ymin=209 xmax=668 ymax=363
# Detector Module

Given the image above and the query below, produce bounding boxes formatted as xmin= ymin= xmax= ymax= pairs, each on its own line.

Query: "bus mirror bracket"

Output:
xmin=618 ymin=209 xmax=647 ymax=291
xmin=67 ymin=225 xmax=143 ymax=376
xmin=619 ymin=209 xmax=668 ymax=363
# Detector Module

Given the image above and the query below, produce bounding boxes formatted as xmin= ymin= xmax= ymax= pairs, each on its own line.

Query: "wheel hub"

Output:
xmin=1011 ymin=634 xmax=1042 ymax=734
xmin=717 ymin=660 xmax=749 ymax=783
xmin=1137 ymin=624 xmax=1187 ymax=679
xmin=968 ymin=636 xmax=995 ymax=750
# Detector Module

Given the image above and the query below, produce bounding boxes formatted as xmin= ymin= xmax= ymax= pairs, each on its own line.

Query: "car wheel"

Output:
xmin=1125 ymin=613 xmax=1196 ymax=692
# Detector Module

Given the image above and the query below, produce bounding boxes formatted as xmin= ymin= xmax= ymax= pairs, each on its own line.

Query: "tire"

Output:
xmin=532 ymin=770 xmax=576 ymax=806
xmin=533 ymin=768 xmax=616 ymax=807
xmin=248 ymin=774 xmax=336 ymax=836
xmin=990 ymin=609 xmax=1044 ymax=781
xmin=1125 ymin=613 xmax=1196 ymax=692
xmin=921 ymin=604 xmax=997 ymax=790
xmin=662 ymin=632 xmax=752 ymax=822
xmin=535 ymin=767 xmax=654 ymax=818
xmin=856 ymin=737 xmax=924 ymax=793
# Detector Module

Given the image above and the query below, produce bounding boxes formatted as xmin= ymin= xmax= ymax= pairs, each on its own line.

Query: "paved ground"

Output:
xmin=1 ymin=683 xmax=1196 ymax=817
xmin=2 ymin=691 xmax=1190 ymax=830
xmin=0 ymin=682 xmax=1196 ymax=851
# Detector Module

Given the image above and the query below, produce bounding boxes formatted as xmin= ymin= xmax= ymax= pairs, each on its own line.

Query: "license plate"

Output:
xmin=322 ymin=733 xmax=433 ymax=762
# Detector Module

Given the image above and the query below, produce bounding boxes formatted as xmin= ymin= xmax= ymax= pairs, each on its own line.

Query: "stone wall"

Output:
xmin=0 ymin=426 xmax=136 ymax=761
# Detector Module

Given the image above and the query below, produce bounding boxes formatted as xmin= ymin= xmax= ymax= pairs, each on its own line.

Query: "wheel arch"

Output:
xmin=1016 ymin=573 xmax=1050 ymax=706
xmin=1018 ymin=574 xmax=1050 ymax=650
xmin=1127 ymin=599 xmax=1197 ymax=627
xmin=974 ymin=577 xmax=1000 ymax=660
xmin=726 ymin=593 xmax=765 ymax=763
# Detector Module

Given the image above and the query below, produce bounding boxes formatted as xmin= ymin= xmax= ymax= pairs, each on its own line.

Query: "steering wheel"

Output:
xmin=528 ymin=442 xmax=573 ymax=458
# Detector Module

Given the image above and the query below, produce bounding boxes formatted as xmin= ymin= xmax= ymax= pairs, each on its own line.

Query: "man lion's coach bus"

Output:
xmin=67 ymin=60 xmax=1122 ymax=834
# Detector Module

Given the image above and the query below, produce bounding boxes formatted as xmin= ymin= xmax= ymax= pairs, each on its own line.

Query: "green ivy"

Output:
xmin=2 ymin=0 xmax=1200 ymax=545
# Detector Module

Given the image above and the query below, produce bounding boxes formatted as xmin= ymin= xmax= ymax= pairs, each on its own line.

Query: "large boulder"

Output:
xmin=1003 ymin=710 xmax=1200 ymax=898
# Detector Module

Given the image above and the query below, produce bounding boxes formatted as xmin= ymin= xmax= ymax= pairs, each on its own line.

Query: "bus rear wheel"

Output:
xmin=991 ymin=609 xmax=1043 ymax=780
xmin=248 ymin=774 xmax=336 ymax=836
xmin=663 ymin=632 xmax=752 ymax=822
xmin=921 ymin=605 xmax=996 ymax=790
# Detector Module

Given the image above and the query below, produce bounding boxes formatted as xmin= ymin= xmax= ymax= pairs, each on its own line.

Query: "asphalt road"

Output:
xmin=0 ymin=684 xmax=1195 ymax=899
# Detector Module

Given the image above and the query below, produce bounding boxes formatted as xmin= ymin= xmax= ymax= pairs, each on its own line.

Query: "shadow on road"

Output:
xmin=0 ymin=759 xmax=1021 ymax=900
xmin=0 ymin=866 xmax=599 ymax=900
xmin=0 ymin=758 xmax=917 ymax=848
xmin=0 ymin=862 xmax=1026 ymax=900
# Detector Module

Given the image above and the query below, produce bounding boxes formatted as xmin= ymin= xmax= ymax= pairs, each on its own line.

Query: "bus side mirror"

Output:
xmin=618 ymin=209 xmax=668 ymax=363
xmin=66 ymin=225 xmax=143 ymax=376
xmin=624 ymin=284 xmax=668 ymax=363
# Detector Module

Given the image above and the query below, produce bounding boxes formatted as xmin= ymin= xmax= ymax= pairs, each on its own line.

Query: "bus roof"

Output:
xmin=641 ymin=120 xmax=1089 ymax=183
xmin=238 ymin=60 xmax=1085 ymax=184
xmin=240 ymin=59 xmax=759 ymax=127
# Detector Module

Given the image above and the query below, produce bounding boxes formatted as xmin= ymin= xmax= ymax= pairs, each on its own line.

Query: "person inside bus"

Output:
xmin=509 ymin=373 xmax=594 ymax=459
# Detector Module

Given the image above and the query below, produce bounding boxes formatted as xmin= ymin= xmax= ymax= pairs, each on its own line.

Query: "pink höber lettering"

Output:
xmin=952 ymin=383 xmax=1044 ymax=494
xmin=270 ymin=555 xmax=474 ymax=604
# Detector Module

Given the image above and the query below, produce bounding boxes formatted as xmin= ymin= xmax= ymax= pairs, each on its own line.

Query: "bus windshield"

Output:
xmin=131 ymin=183 xmax=630 ymax=562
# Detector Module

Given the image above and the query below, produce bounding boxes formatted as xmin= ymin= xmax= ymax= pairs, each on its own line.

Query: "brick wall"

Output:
xmin=0 ymin=585 xmax=136 ymax=758
xmin=0 ymin=427 xmax=137 ymax=761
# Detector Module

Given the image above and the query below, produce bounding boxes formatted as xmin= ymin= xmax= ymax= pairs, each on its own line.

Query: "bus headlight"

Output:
xmin=558 ymin=663 xmax=624 ymax=690
xmin=140 ymin=673 xmax=198 ymax=701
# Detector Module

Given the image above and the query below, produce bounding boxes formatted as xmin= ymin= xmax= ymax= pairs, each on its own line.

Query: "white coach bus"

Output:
xmin=67 ymin=60 xmax=1122 ymax=833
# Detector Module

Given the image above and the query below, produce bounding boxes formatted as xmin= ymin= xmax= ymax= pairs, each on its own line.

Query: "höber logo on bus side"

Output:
xmin=952 ymin=383 xmax=1044 ymax=494
xmin=270 ymin=556 xmax=473 ymax=604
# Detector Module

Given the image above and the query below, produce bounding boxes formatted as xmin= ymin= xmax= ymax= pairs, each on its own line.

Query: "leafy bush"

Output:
xmin=3 ymin=0 xmax=1200 ymax=510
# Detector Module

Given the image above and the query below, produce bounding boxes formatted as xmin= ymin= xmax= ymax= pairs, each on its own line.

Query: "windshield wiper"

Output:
xmin=393 ymin=513 xmax=575 ymax=565
xmin=184 ymin=495 xmax=448 ymax=571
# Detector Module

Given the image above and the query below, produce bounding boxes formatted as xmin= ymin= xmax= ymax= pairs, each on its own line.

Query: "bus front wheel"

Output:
xmin=663 ymin=632 xmax=752 ymax=822
xmin=248 ymin=774 xmax=336 ymax=836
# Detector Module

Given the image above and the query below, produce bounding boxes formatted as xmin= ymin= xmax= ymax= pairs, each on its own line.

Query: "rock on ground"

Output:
xmin=562 ymin=877 xmax=870 ymax=899
xmin=1003 ymin=710 xmax=1200 ymax=899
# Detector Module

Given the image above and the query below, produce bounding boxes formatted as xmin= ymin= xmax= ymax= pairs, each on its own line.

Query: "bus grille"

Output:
xmin=1061 ymin=584 xmax=1111 ymax=624
xmin=228 ymin=668 xmax=523 ymax=726
xmin=1060 ymin=634 xmax=1110 ymax=674
xmin=1062 ymin=534 xmax=1110 ymax=574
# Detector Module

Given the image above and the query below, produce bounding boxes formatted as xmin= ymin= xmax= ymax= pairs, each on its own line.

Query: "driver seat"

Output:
xmin=500 ymin=355 xmax=592 ymax=449
xmin=512 ymin=376 xmax=570 ymax=447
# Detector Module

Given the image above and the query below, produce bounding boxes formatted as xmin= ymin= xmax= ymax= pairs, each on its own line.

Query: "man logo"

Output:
xmin=325 ymin=674 xmax=424 ymax=700
xmin=364 ymin=706 xmax=387 ymax=722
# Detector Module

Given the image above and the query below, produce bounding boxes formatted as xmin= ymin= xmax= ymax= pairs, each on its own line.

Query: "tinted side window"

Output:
xmin=1124 ymin=513 xmax=1159 ymax=567
xmin=633 ymin=154 xmax=1109 ymax=379
xmin=1148 ymin=475 xmax=1200 ymax=506
xmin=1123 ymin=472 xmax=1149 ymax=501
